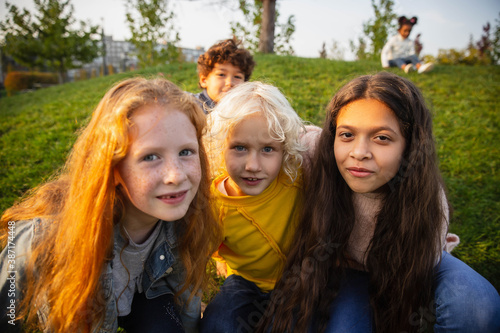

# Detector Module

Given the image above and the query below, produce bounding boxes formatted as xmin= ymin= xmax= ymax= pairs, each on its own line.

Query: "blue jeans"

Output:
xmin=200 ymin=274 xmax=271 ymax=333
xmin=201 ymin=273 xmax=373 ymax=333
xmin=322 ymin=268 xmax=372 ymax=332
xmin=326 ymin=252 xmax=500 ymax=332
xmin=389 ymin=54 xmax=421 ymax=68
xmin=432 ymin=252 xmax=500 ymax=332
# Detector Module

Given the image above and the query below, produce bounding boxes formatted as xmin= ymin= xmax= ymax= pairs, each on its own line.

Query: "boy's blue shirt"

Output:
xmin=192 ymin=89 xmax=215 ymax=114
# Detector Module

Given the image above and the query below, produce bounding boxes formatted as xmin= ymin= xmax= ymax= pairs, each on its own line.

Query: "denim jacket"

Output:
xmin=0 ymin=218 xmax=200 ymax=333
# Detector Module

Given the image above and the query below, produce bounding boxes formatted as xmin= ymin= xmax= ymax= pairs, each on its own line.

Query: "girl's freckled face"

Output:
xmin=116 ymin=105 xmax=201 ymax=226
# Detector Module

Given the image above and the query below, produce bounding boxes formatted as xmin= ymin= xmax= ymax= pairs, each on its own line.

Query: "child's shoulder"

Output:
xmin=191 ymin=90 xmax=214 ymax=113
xmin=3 ymin=217 xmax=45 ymax=255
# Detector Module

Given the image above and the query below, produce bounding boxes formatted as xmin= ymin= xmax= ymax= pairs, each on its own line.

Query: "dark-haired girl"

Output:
xmin=258 ymin=72 xmax=500 ymax=333
xmin=382 ymin=16 xmax=434 ymax=73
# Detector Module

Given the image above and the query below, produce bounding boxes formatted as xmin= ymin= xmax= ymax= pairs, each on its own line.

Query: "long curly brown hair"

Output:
xmin=257 ymin=72 xmax=447 ymax=333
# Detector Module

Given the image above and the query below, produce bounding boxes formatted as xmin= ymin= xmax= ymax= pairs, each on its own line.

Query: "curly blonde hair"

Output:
xmin=205 ymin=81 xmax=306 ymax=182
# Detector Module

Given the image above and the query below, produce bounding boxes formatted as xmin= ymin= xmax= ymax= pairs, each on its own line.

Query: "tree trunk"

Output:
xmin=258 ymin=0 xmax=276 ymax=53
xmin=58 ymin=61 xmax=67 ymax=83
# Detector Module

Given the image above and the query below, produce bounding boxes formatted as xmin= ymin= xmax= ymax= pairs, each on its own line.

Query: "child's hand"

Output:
xmin=216 ymin=261 xmax=228 ymax=277
xmin=444 ymin=233 xmax=460 ymax=253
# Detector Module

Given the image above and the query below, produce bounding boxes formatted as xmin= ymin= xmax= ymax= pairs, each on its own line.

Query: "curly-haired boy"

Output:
xmin=194 ymin=38 xmax=255 ymax=113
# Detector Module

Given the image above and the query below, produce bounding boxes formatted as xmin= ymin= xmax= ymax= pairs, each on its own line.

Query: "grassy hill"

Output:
xmin=1 ymin=54 xmax=499 ymax=291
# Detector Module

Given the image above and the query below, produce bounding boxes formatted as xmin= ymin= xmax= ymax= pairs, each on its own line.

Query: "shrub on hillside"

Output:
xmin=436 ymin=46 xmax=492 ymax=66
xmin=4 ymin=71 xmax=58 ymax=96
xmin=436 ymin=19 xmax=499 ymax=66
xmin=4 ymin=72 xmax=31 ymax=96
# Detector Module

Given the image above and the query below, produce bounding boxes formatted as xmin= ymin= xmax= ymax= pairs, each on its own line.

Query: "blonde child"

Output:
xmin=200 ymin=81 xmax=313 ymax=332
xmin=381 ymin=16 xmax=434 ymax=73
xmin=258 ymin=72 xmax=500 ymax=333
xmin=0 ymin=77 xmax=221 ymax=332
xmin=193 ymin=38 xmax=255 ymax=113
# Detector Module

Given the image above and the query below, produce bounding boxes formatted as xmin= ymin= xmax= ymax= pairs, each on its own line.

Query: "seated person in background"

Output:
xmin=381 ymin=16 xmax=434 ymax=74
xmin=193 ymin=38 xmax=255 ymax=113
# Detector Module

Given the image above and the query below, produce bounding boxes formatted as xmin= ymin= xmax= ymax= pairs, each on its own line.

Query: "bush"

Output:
xmin=4 ymin=72 xmax=31 ymax=96
xmin=436 ymin=48 xmax=491 ymax=66
xmin=35 ymin=72 xmax=59 ymax=86
xmin=436 ymin=23 xmax=497 ymax=66
xmin=4 ymin=71 xmax=58 ymax=96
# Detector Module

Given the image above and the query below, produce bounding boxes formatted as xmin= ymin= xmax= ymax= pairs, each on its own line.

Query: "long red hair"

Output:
xmin=1 ymin=77 xmax=221 ymax=332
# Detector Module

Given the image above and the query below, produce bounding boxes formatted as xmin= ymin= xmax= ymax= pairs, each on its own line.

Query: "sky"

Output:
xmin=1 ymin=0 xmax=499 ymax=60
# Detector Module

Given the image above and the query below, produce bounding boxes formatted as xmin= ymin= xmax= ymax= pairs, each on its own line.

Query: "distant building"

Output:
xmin=67 ymin=36 xmax=205 ymax=81
xmin=103 ymin=35 xmax=138 ymax=72
xmin=182 ymin=46 xmax=205 ymax=63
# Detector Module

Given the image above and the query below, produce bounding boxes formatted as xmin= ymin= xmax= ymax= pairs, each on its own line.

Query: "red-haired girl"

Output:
xmin=0 ymin=77 xmax=221 ymax=332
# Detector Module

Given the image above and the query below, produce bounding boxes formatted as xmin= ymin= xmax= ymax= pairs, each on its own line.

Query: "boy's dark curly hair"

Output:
xmin=197 ymin=38 xmax=255 ymax=88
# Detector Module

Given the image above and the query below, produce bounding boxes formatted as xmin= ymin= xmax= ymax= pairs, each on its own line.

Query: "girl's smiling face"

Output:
xmin=116 ymin=105 xmax=201 ymax=226
xmin=334 ymin=99 xmax=406 ymax=196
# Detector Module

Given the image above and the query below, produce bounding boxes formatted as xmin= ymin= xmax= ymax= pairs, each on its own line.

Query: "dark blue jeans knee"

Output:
xmin=433 ymin=252 xmax=500 ymax=332
xmin=200 ymin=275 xmax=271 ymax=333
xmin=323 ymin=268 xmax=373 ymax=333
xmin=389 ymin=54 xmax=420 ymax=68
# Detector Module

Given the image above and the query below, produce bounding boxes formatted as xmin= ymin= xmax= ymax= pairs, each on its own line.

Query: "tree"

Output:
xmin=476 ymin=22 xmax=492 ymax=64
xmin=350 ymin=0 xmax=397 ymax=60
xmin=0 ymin=0 xmax=100 ymax=83
xmin=319 ymin=40 xmax=345 ymax=60
xmin=328 ymin=39 xmax=345 ymax=60
xmin=319 ymin=42 xmax=327 ymax=59
xmin=230 ymin=0 xmax=295 ymax=55
xmin=259 ymin=0 xmax=275 ymax=53
xmin=492 ymin=13 xmax=500 ymax=65
xmin=350 ymin=37 xmax=369 ymax=60
xmin=274 ymin=11 xmax=295 ymax=55
xmin=125 ymin=0 xmax=180 ymax=68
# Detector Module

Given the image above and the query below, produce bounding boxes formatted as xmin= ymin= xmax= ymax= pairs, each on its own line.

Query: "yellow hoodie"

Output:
xmin=211 ymin=172 xmax=303 ymax=292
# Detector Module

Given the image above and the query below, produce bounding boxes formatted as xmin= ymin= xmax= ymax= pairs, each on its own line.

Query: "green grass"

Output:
xmin=1 ymin=55 xmax=499 ymax=294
